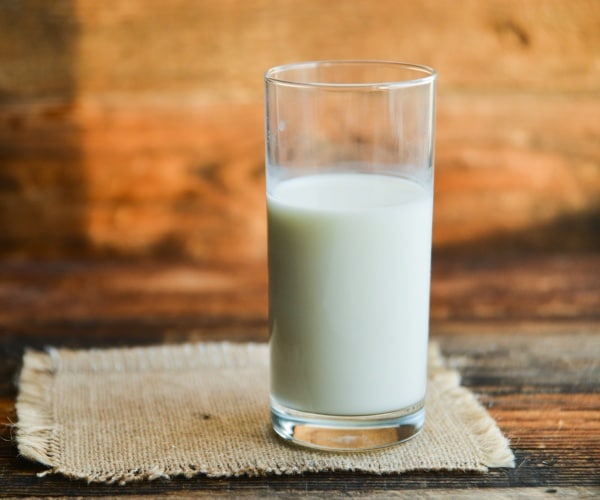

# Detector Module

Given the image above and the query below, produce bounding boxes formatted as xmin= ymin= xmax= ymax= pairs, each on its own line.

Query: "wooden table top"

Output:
xmin=1 ymin=252 xmax=598 ymax=497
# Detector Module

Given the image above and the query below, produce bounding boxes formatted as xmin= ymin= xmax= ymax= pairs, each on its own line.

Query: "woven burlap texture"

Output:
xmin=16 ymin=342 xmax=514 ymax=484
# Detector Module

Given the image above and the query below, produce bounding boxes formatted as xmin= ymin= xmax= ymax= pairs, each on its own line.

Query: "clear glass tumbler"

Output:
xmin=265 ymin=60 xmax=437 ymax=450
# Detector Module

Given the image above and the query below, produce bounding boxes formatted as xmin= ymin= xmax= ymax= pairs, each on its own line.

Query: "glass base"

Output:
xmin=271 ymin=399 xmax=425 ymax=451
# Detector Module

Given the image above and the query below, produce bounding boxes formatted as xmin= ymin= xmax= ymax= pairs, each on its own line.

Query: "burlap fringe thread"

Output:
xmin=15 ymin=348 xmax=57 ymax=469
xmin=427 ymin=366 xmax=515 ymax=469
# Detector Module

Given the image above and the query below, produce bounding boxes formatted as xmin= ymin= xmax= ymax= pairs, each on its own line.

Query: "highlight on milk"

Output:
xmin=268 ymin=172 xmax=433 ymax=416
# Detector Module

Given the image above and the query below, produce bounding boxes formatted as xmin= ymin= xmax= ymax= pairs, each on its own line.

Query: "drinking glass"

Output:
xmin=265 ymin=60 xmax=437 ymax=450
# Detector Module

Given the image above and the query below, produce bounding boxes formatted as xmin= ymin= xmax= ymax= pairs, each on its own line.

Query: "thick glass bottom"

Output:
xmin=271 ymin=399 xmax=425 ymax=451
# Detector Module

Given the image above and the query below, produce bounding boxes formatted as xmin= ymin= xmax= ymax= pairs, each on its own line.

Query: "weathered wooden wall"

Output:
xmin=0 ymin=0 xmax=598 ymax=260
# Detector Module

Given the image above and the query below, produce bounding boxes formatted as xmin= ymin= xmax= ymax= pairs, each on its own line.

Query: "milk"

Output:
xmin=268 ymin=173 xmax=433 ymax=416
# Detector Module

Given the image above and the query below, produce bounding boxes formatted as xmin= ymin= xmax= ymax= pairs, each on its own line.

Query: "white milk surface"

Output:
xmin=268 ymin=173 xmax=433 ymax=416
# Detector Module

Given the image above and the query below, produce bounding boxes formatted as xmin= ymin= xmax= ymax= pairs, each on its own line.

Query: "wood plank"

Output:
xmin=21 ymin=488 xmax=598 ymax=499
xmin=0 ymin=255 xmax=597 ymax=332
xmin=1 ymin=92 xmax=598 ymax=259
xmin=1 ymin=0 xmax=599 ymax=100
xmin=0 ymin=0 xmax=599 ymax=260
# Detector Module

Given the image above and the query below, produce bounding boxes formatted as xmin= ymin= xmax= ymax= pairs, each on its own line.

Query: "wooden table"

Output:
xmin=1 ymin=252 xmax=598 ymax=497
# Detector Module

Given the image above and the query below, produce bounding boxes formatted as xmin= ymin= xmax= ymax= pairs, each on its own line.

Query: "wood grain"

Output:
xmin=0 ymin=255 xmax=598 ymax=496
xmin=1 ymin=93 xmax=598 ymax=260
xmin=1 ymin=0 xmax=599 ymax=100
xmin=0 ymin=254 xmax=597 ymax=335
xmin=0 ymin=0 xmax=599 ymax=259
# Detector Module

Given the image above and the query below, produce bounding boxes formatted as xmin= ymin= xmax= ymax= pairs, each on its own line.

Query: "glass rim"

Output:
xmin=265 ymin=60 xmax=437 ymax=89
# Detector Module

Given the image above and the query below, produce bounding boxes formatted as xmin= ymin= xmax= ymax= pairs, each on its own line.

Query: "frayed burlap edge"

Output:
xmin=428 ymin=345 xmax=515 ymax=469
xmin=15 ymin=349 xmax=57 ymax=469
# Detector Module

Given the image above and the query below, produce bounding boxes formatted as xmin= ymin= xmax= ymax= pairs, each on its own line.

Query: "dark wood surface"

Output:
xmin=0 ymin=252 xmax=598 ymax=497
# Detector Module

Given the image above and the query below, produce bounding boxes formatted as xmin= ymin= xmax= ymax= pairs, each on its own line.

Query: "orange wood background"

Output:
xmin=0 ymin=0 xmax=598 ymax=261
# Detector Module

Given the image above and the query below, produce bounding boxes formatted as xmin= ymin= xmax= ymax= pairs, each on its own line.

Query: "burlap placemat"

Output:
xmin=15 ymin=342 xmax=514 ymax=484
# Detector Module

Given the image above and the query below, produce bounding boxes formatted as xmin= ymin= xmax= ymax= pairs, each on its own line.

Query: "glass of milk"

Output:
xmin=265 ymin=61 xmax=437 ymax=450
